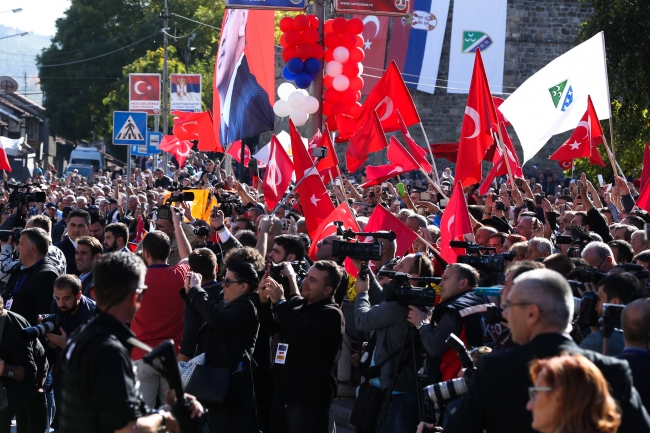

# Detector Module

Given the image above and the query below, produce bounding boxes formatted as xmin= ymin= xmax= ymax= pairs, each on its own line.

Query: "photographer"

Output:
xmin=578 ymin=273 xmax=637 ymax=356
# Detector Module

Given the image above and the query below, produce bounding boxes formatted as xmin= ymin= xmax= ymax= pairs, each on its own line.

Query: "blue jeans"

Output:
xmin=377 ymin=392 xmax=419 ymax=433
xmin=45 ymin=371 xmax=54 ymax=432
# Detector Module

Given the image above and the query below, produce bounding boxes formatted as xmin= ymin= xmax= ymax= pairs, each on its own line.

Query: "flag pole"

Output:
xmin=330 ymin=170 xmax=342 ymax=206
xmin=599 ymin=31 xmax=616 ymax=167
xmin=492 ymin=125 xmax=517 ymax=189
xmin=419 ymin=168 xmax=449 ymax=201
xmin=417 ymin=122 xmax=441 ymax=185
xmin=269 ymin=157 xmax=321 ymax=217
xmin=601 ymin=136 xmax=625 ymax=178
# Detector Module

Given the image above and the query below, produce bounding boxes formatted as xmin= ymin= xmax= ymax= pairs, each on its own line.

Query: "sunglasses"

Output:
xmin=223 ymin=278 xmax=245 ymax=288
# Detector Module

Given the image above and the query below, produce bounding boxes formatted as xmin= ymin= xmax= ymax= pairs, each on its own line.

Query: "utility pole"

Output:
xmin=160 ymin=0 xmax=171 ymax=170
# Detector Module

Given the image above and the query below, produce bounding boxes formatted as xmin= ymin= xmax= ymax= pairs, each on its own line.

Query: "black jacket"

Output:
xmin=264 ymin=295 xmax=344 ymax=407
xmin=2 ymin=258 xmax=59 ymax=326
xmin=54 ymin=237 xmax=79 ymax=275
xmin=446 ymin=333 xmax=650 ymax=433
xmin=182 ymin=287 xmax=259 ymax=433
xmin=618 ymin=349 xmax=650 ymax=412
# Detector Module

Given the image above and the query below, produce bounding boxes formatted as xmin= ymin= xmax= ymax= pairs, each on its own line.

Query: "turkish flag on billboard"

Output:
xmin=456 ymin=49 xmax=499 ymax=186
xmin=263 ymin=136 xmax=293 ymax=211
xmin=354 ymin=15 xmax=390 ymax=95
xmin=308 ymin=202 xmax=360 ymax=259
xmin=439 ymin=181 xmax=474 ymax=263
xmin=549 ymin=96 xmax=604 ymax=162
xmin=159 ymin=135 xmax=193 ymax=167
xmin=364 ymin=204 xmax=417 ymax=257
xmin=289 ymin=120 xmax=335 ymax=238
xmin=336 ymin=61 xmax=420 ymax=142
xmin=129 ymin=73 xmax=161 ymax=114
xmin=171 ymin=111 xmax=222 ymax=152
xmin=227 ymin=140 xmax=251 ymax=167
xmin=397 ymin=110 xmax=431 ymax=172
xmin=346 ymin=110 xmax=388 ymax=173
xmin=335 ymin=0 xmax=409 ymax=16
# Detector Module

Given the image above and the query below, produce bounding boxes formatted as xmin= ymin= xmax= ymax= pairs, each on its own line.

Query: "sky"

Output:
xmin=0 ymin=0 xmax=69 ymax=36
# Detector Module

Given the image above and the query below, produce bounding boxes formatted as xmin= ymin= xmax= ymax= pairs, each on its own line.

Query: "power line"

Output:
xmin=172 ymin=13 xmax=221 ymax=31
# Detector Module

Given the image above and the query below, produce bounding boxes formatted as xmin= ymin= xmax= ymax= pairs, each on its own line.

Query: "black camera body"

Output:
xmin=193 ymin=226 xmax=210 ymax=237
xmin=599 ymin=303 xmax=625 ymax=339
xmin=424 ymin=334 xmax=477 ymax=404
xmin=20 ymin=314 xmax=60 ymax=342
xmin=155 ymin=190 xmax=195 ymax=220
xmin=0 ymin=228 xmax=22 ymax=243
xmin=381 ymin=272 xmax=440 ymax=310
xmin=269 ymin=261 xmax=308 ymax=286
xmin=218 ymin=194 xmax=245 ymax=217
xmin=330 ymin=223 xmax=396 ymax=262
xmin=484 ymin=305 xmax=504 ymax=324
xmin=576 ymin=290 xmax=600 ymax=327
xmin=457 ymin=254 xmax=506 ymax=287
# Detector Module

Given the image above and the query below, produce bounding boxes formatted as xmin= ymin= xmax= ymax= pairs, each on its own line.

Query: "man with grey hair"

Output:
xmin=581 ymin=241 xmax=617 ymax=272
xmin=525 ymin=237 xmax=552 ymax=260
xmin=446 ymin=269 xmax=650 ymax=433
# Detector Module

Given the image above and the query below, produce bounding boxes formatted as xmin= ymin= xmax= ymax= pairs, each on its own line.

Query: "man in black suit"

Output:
xmin=51 ymin=206 xmax=73 ymax=245
xmin=446 ymin=269 xmax=650 ymax=433
xmin=2 ymin=228 xmax=60 ymax=325
xmin=54 ymin=209 xmax=90 ymax=276
xmin=74 ymin=236 xmax=102 ymax=299
xmin=618 ymin=299 xmax=650 ymax=411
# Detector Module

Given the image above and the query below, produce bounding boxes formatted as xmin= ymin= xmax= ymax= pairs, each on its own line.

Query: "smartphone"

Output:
xmin=440 ymin=198 xmax=449 ymax=207
xmin=535 ymin=195 xmax=543 ymax=205
xmin=507 ymin=191 xmax=512 ymax=197
xmin=560 ymin=204 xmax=566 ymax=212
xmin=563 ymin=188 xmax=570 ymax=195
xmin=597 ymin=174 xmax=605 ymax=187
xmin=515 ymin=179 xmax=523 ymax=187
xmin=417 ymin=207 xmax=426 ymax=215
xmin=397 ymin=183 xmax=406 ymax=196
xmin=496 ymin=202 xmax=505 ymax=211
xmin=334 ymin=179 xmax=341 ymax=186
xmin=420 ymin=192 xmax=431 ymax=201
xmin=381 ymin=182 xmax=388 ymax=188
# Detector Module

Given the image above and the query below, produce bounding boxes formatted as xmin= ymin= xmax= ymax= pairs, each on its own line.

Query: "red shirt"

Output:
xmin=131 ymin=262 xmax=190 ymax=360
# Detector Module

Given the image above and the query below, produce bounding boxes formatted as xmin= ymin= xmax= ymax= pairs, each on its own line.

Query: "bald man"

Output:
xmin=618 ymin=299 xmax=650 ymax=410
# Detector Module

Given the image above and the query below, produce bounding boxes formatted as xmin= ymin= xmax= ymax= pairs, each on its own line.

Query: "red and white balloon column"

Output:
xmin=322 ymin=17 xmax=365 ymax=131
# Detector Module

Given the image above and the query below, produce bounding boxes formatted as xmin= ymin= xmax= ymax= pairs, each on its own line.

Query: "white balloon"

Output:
xmin=278 ymin=82 xmax=296 ymax=100
xmin=287 ymin=91 xmax=306 ymax=109
xmin=325 ymin=61 xmax=343 ymax=78
xmin=273 ymin=99 xmax=292 ymax=118
xmin=332 ymin=75 xmax=350 ymax=92
xmin=333 ymin=46 xmax=350 ymax=63
xmin=303 ymin=96 xmax=319 ymax=115
xmin=290 ymin=109 xmax=309 ymax=127
xmin=299 ymin=88 xmax=309 ymax=97
xmin=358 ymin=63 xmax=364 ymax=75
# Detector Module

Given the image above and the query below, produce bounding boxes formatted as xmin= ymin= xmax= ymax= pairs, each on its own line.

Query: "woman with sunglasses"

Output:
xmin=527 ymin=354 xmax=621 ymax=433
xmin=182 ymin=261 xmax=260 ymax=433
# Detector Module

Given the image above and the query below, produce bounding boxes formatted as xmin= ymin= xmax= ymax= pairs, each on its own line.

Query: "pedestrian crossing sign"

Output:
xmin=113 ymin=111 xmax=147 ymax=145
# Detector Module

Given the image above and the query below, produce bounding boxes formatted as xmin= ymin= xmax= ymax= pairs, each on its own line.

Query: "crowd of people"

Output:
xmin=0 ymin=149 xmax=648 ymax=433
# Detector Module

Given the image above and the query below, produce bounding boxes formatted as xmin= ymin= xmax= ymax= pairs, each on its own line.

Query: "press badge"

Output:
xmin=5 ymin=299 xmax=12 ymax=311
xmin=274 ymin=343 xmax=288 ymax=364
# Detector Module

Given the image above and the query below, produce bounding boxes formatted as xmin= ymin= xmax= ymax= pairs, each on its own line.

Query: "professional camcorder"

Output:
xmin=567 ymin=267 xmax=608 ymax=298
xmin=5 ymin=182 xmax=47 ymax=222
xmin=193 ymin=226 xmax=210 ymax=237
xmin=381 ymin=271 xmax=440 ymax=310
xmin=556 ymin=235 xmax=592 ymax=258
xmin=452 ymin=241 xmax=507 ymax=286
xmin=217 ymin=194 xmax=245 ymax=217
xmin=155 ymin=189 xmax=195 ymax=220
xmin=269 ymin=260 xmax=308 ymax=286
xmin=330 ymin=222 xmax=396 ymax=261
xmin=0 ymin=228 xmax=22 ymax=243
xmin=20 ymin=314 xmax=60 ymax=342
xmin=424 ymin=334 xmax=476 ymax=404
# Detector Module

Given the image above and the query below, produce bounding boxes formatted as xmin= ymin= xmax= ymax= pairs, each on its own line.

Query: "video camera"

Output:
xmin=20 ymin=314 xmax=60 ymax=342
xmin=5 ymin=182 xmax=47 ymax=221
xmin=0 ymin=227 xmax=22 ymax=243
xmin=193 ymin=226 xmax=210 ymax=237
xmin=268 ymin=260 xmax=308 ymax=286
xmin=217 ymin=193 xmax=245 ymax=217
xmin=567 ymin=267 xmax=608 ymax=298
xmin=556 ymin=234 xmax=592 ymax=258
xmin=330 ymin=222 xmax=396 ymax=262
xmin=423 ymin=334 xmax=476 ymax=404
xmin=155 ymin=189 xmax=195 ymax=220
xmin=381 ymin=271 xmax=440 ymax=310
xmin=452 ymin=241 xmax=507 ymax=286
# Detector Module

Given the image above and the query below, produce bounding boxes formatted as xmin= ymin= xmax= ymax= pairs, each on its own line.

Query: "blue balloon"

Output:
xmin=294 ymin=72 xmax=312 ymax=89
xmin=287 ymin=58 xmax=305 ymax=74
xmin=309 ymin=73 xmax=317 ymax=81
xmin=304 ymin=57 xmax=322 ymax=75
xmin=282 ymin=65 xmax=296 ymax=82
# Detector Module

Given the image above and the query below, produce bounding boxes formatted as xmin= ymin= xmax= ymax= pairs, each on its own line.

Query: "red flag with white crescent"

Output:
xmin=159 ymin=135 xmax=193 ymax=167
xmin=439 ymin=181 xmax=474 ymax=263
xmin=263 ymin=136 xmax=293 ymax=211
xmin=354 ymin=15 xmax=389 ymax=95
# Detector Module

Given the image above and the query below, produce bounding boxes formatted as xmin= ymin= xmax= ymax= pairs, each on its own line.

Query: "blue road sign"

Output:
xmin=113 ymin=111 xmax=147 ymax=145
xmin=131 ymin=144 xmax=149 ymax=157
xmin=148 ymin=131 xmax=162 ymax=155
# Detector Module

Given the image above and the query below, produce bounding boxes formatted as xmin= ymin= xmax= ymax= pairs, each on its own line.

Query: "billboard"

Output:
xmin=129 ymin=73 xmax=161 ymax=114
xmin=170 ymin=74 xmax=202 ymax=112
xmin=335 ymin=0 xmax=409 ymax=16
xmin=225 ymin=0 xmax=306 ymax=10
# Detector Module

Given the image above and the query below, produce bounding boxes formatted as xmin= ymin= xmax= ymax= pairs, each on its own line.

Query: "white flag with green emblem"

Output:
xmin=499 ymin=32 xmax=611 ymax=165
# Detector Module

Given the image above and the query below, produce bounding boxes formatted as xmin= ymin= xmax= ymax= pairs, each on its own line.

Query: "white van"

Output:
xmin=69 ymin=146 xmax=105 ymax=172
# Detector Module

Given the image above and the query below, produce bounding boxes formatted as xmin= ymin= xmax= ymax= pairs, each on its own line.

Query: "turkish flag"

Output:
xmin=135 ymin=215 xmax=146 ymax=244
xmin=430 ymin=143 xmax=460 ymax=163
xmin=129 ymin=74 xmax=161 ymax=114
xmin=479 ymin=122 xmax=523 ymax=195
xmin=456 ymin=49 xmax=499 ymax=187
xmin=557 ymin=160 xmax=573 ymax=171
xmin=439 ymin=181 xmax=474 ymax=263
xmin=355 ymin=15 xmax=390 ymax=95
xmin=227 ymin=140 xmax=251 ymax=167
xmin=636 ymin=181 xmax=650 ymax=213
xmin=549 ymin=96 xmax=604 ymax=162
xmin=361 ymin=137 xmax=421 ymax=187
xmin=397 ymin=110 xmax=431 ymax=172
xmin=346 ymin=110 xmax=388 ymax=173
xmin=336 ymin=61 xmax=420 ymax=142
xmin=159 ymin=135 xmax=193 ymax=167
xmin=315 ymin=127 xmax=339 ymax=172
xmin=364 ymin=204 xmax=417 ymax=257
xmin=289 ymin=120 xmax=335 ymax=238
xmin=0 ymin=140 xmax=11 ymax=172
xmin=641 ymin=144 xmax=650 ymax=191
xmin=171 ymin=111 xmax=223 ymax=152
xmin=263 ymin=136 xmax=293 ymax=211
xmin=308 ymin=202 xmax=360 ymax=259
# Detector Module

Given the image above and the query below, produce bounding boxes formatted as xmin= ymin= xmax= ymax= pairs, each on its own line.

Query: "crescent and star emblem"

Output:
xmin=362 ymin=16 xmax=380 ymax=38
xmin=176 ymin=141 xmax=191 ymax=157
xmin=375 ymin=96 xmax=394 ymax=122
xmin=463 ymin=106 xmax=481 ymax=139
xmin=447 ymin=215 xmax=455 ymax=233
xmin=134 ymin=81 xmax=147 ymax=95
xmin=575 ymin=120 xmax=589 ymax=142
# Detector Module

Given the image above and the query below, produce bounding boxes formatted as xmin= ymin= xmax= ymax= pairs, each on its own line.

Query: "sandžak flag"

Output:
xmin=549 ymin=96 xmax=604 ymax=162
xmin=345 ymin=110 xmax=388 ymax=173
xmin=308 ymin=202 xmax=360 ymax=259
xmin=336 ymin=61 xmax=420 ymax=142
xmin=263 ymin=136 xmax=293 ymax=211
xmin=439 ymin=181 xmax=474 ymax=263
xmin=171 ymin=110 xmax=222 ymax=152
xmin=456 ymin=49 xmax=499 ymax=187
xmin=159 ymin=135 xmax=193 ymax=168
xmin=289 ymin=121 xmax=335 ymax=239
xmin=498 ymin=32 xmax=610 ymax=164
xmin=227 ymin=140 xmax=252 ymax=167
xmin=362 ymin=137 xmax=422 ymax=187
xmin=397 ymin=110 xmax=432 ymax=172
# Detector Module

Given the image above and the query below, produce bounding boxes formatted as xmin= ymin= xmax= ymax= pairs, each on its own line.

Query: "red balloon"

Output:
xmin=284 ymin=30 xmax=302 ymax=47
xmin=323 ymin=74 xmax=334 ymax=89
xmin=323 ymin=101 xmax=333 ymax=117
xmin=324 ymin=88 xmax=341 ymax=103
xmin=340 ymin=88 xmax=359 ymax=105
xmin=281 ymin=46 xmax=297 ymax=62
xmin=342 ymin=62 xmax=360 ymax=77
xmin=296 ymin=43 xmax=313 ymax=60
xmin=307 ymin=14 xmax=319 ymax=29
xmin=302 ymin=29 xmax=319 ymax=45
xmin=356 ymin=34 xmax=364 ymax=48
xmin=280 ymin=17 xmax=294 ymax=33
xmin=341 ymin=32 xmax=357 ymax=49
xmin=348 ymin=47 xmax=365 ymax=62
xmin=293 ymin=14 xmax=310 ymax=32
xmin=349 ymin=102 xmax=362 ymax=116
xmin=324 ymin=49 xmax=334 ymax=62
xmin=349 ymin=76 xmax=364 ymax=91
xmin=325 ymin=115 xmax=338 ymax=131
xmin=331 ymin=102 xmax=350 ymax=116
xmin=279 ymin=34 xmax=288 ymax=48
xmin=324 ymin=19 xmax=334 ymax=34
xmin=311 ymin=44 xmax=325 ymax=60
xmin=332 ymin=17 xmax=348 ymax=34
xmin=347 ymin=18 xmax=364 ymax=34
xmin=324 ymin=33 xmax=341 ymax=49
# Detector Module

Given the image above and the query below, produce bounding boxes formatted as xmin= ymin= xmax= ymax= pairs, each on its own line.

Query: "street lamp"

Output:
xmin=0 ymin=32 xmax=29 ymax=41
xmin=0 ymin=8 xmax=23 ymax=14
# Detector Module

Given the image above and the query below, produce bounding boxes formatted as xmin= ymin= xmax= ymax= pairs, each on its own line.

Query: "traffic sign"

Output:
xmin=113 ymin=111 xmax=147 ymax=145
xmin=148 ymin=131 xmax=162 ymax=155
xmin=131 ymin=144 xmax=150 ymax=157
